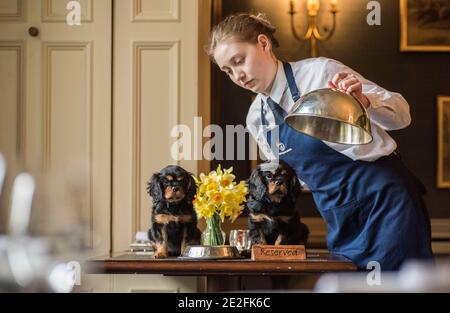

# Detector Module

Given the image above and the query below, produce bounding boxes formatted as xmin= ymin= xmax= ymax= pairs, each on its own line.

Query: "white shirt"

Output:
xmin=246 ymin=57 xmax=412 ymax=162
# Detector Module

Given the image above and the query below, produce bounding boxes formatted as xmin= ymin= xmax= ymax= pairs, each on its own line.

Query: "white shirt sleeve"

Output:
xmin=322 ymin=58 xmax=411 ymax=130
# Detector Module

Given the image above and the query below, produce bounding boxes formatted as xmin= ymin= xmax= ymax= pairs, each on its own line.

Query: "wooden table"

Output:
xmin=87 ymin=250 xmax=357 ymax=292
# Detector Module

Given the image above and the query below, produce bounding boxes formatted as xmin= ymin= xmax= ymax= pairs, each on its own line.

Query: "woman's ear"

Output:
xmin=257 ymin=34 xmax=271 ymax=52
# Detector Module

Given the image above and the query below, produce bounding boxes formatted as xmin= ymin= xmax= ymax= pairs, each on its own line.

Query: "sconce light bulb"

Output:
xmin=307 ymin=0 xmax=320 ymax=11
xmin=307 ymin=0 xmax=320 ymax=16
xmin=331 ymin=0 xmax=338 ymax=12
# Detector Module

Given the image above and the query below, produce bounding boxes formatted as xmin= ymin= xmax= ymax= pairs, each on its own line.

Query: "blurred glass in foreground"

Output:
xmin=315 ymin=259 xmax=450 ymax=293
xmin=0 ymin=153 xmax=90 ymax=292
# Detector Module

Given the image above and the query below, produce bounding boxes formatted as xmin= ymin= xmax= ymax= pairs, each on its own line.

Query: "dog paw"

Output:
xmin=154 ymin=249 xmax=168 ymax=258
xmin=275 ymin=234 xmax=286 ymax=246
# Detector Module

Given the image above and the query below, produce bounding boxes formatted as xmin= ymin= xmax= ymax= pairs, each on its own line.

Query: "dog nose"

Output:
xmin=172 ymin=186 xmax=179 ymax=192
xmin=275 ymin=180 xmax=282 ymax=186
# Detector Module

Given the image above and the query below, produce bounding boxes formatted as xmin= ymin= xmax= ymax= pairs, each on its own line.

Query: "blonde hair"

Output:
xmin=207 ymin=13 xmax=279 ymax=61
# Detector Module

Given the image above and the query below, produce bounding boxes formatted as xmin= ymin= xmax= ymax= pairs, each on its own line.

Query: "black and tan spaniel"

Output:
xmin=247 ymin=160 xmax=309 ymax=246
xmin=147 ymin=165 xmax=201 ymax=258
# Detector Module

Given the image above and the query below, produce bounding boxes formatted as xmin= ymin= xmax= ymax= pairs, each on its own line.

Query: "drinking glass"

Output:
xmin=229 ymin=229 xmax=251 ymax=253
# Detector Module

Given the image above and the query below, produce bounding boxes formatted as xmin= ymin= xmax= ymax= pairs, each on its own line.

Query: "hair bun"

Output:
xmin=207 ymin=12 xmax=280 ymax=60
xmin=251 ymin=13 xmax=277 ymax=32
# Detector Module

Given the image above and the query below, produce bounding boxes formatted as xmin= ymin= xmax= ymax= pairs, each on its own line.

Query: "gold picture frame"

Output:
xmin=400 ymin=0 xmax=450 ymax=52
xmin=437 ymin=96 xmax=450 ymax=188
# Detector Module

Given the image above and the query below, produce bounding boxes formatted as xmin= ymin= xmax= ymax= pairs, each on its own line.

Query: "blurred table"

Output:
xmin=87 ymin=250 xmax=357 ymax=292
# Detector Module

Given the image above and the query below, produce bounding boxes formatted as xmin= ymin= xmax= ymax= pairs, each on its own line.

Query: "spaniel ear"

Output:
xmin=248 ymin=166 xmax=267 ymax=201
xmin=289 ymin=169 xmax=302 ymax=202
xmin=186 ymin=172 xmax=197 ymax=203
xmin=147 ymin=173 xmax=163 ymax=204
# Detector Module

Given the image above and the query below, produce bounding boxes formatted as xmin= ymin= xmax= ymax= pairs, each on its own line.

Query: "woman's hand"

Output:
xmin=328 ymin=72 xmax=370 ymax=109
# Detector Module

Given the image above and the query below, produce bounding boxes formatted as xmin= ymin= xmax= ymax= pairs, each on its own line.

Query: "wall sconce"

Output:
xmin=289 ymin=0 xmax=338 ymax=57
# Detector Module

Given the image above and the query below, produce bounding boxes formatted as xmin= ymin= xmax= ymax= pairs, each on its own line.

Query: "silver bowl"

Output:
xmin=285 ymin=88 xmax=373 ymax=145
xmin=179 ymin=245 xmax=242 ymax=259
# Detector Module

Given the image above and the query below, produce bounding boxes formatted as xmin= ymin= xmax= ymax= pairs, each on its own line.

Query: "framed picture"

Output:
xmin=400 ymin=0 xmax=450 ymax=52
xmin=437 ymin=96 xmax=450 ymax=188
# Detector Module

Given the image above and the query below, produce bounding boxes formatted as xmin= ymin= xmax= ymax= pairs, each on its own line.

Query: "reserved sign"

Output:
xmin=251 ymin=245 xmax=306 ymax=261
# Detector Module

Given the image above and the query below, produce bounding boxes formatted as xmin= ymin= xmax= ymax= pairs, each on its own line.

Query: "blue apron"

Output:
xmin=262 ymin=62 xmax=433 ymax=270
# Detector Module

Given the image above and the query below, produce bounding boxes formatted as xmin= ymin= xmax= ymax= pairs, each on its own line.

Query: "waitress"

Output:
xmin=207 ymin=13 xmax=433 ymax=270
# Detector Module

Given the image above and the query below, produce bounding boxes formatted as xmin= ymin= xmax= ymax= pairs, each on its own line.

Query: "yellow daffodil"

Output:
xmin=193 ymin=165 xmax=248 ymax=221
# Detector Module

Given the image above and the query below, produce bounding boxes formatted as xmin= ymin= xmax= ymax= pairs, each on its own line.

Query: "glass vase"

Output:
xmin=201 ymin=213 xmax=226 ymax=246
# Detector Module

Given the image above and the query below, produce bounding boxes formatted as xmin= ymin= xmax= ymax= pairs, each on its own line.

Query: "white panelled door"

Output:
xmin=0 ymin=0 xmax=111 ymax=254
xmin=0 ymin=0 xmax=209 ymax=292
xmin=113 ymin=0 xmax=202 ymax=252
xmin=110 ymin=0 xmax=209 ymax=293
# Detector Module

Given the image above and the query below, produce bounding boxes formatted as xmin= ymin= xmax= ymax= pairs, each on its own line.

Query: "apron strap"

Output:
xmin=260 ymin=61 xmax=299 ymax=124
xmin=282 ymin=62 xmax=300 ymax=102
xmin=260 ymin=98 xmax=268 ymax=126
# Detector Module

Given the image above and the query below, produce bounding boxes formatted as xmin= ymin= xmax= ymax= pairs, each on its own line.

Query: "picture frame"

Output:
xmin=437 ymin=96 xmax=450 ymax=188
xmin=400 ymin=0 xmax=450 ymax=52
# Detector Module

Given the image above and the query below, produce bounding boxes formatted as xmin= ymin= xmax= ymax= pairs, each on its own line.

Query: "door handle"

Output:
xmin=28 ymin=27 xmax=39 ymax=37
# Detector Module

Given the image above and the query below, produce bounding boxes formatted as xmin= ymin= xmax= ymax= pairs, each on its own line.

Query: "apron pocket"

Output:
xmin=320 ymin=196 xmax=372 ymax=253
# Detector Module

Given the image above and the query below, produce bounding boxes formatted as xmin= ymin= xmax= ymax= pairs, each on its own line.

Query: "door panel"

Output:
xmin=132 ymin=0 xmax=179 ymax=21
xmin=42 ymin=0 xmax=92 ymax=22
xmin=0 ymin=0 xmax=25 ymax=22
xmin=0 ymin=42 xmax=25 ymax=170
xmin=131 ymin=41 xmax=180 ymax=234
